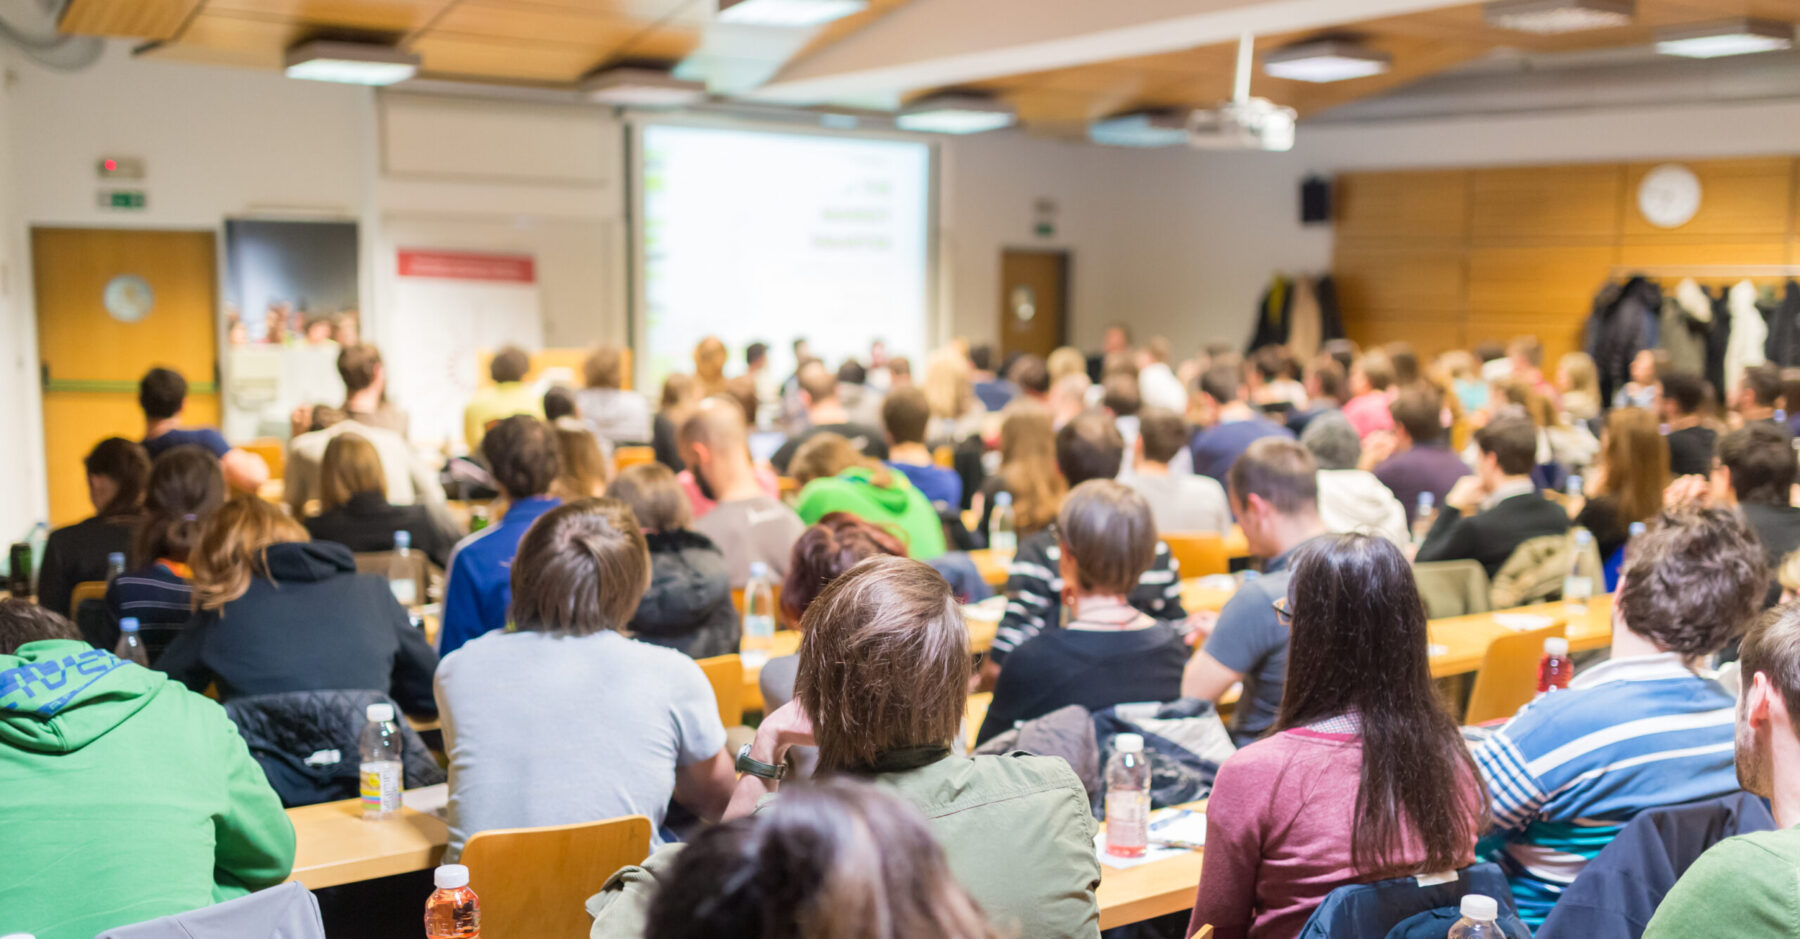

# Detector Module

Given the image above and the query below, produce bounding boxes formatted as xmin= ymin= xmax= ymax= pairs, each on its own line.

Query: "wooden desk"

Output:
xmin=1425 ymin=595 xmax=1613 ymax=678
xmin=1096 ymin=802 xmax=1207 ymax=930
xmin=287 ymin=796 xmax=448 ymax=890
xmin=1223 ymin=526 xmax=1248 ymax=559
xmin=969 ymin=548 xmax=1013 ymax=587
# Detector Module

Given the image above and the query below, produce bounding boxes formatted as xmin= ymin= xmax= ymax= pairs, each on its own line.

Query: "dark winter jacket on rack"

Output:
xmin=1766 ymin=280 xmax=1800 ymax=368
xmin=1587 ymin=276 xmax=1662 ymax=406
xmin=1246 ymin=274 xmax=1345 ymax=354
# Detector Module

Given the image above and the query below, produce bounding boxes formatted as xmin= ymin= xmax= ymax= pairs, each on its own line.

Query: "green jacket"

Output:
xmin=1645 ymin=826 xmax=1800 ymax=938
xmin=794 ymin=467 xmax=948 ymax=560
xmin=0 ymin=640 xmax=295 ymax=939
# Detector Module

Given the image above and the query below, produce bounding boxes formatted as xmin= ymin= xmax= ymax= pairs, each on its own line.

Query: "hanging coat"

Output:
xmin=1725 ymin=279 xmax=1768 ymax=396
xmin=1658 ymin=279 xmax=1712 ymax=376
xmin=1587 ymin=277 xmax=1661 ymax=406
xmin=1286 ymin=277 xmax=1322 ymax=360
xmin=1247 ymin=275 xmax=1294 ymax=352
xmin=1315 ymin=275 xmax=1346 ymax=345
xmin=1769 ymin=280 xmax=1800 ymax=368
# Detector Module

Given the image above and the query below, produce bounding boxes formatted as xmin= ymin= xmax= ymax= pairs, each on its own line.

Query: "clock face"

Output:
xmin=1638 ymin=164 xmax=1702 ymax=229
xmin=103 ymin=274 xmax=154 ymax=323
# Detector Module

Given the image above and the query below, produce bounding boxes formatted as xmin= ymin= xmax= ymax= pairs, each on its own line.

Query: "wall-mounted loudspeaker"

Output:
xmin=1301 ymin=176 xmax=1331 ymax=225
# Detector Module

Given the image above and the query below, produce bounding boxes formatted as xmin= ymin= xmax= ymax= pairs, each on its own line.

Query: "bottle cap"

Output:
xmin=108 ymin=552 xmax=125 ymax=564
xmin=1566 ymin=475 xmax=1582 ymax=494
xmin=749 ymin=561 xmax=769 ymax=579
xmin=120 ymin=617 xmax=140 ymax=633
xmin=1544 ymin=636 xmax=1569 ymax=656
xmin=1629 ymin=521 xmax=1647 ymax=536
xmin=1574 ymin=529 xmax=1593 ymax=545
xmin=366 ymin=702 xmax=396 ymax=723
xmin=394 ymin=530 xmax=411 ymax=549
xmin=434 ymin=864 xmax=470 ymax=889
xmin=995 ymin=491 xmax=1013 ymax=506
xmin=1115 ymin=733 xmax=1144 ymax=754
xmin=1460 ymin=894 xmax=1498 ymax=921
xmin=1418 ymin=492 xmax=1434 ymax=508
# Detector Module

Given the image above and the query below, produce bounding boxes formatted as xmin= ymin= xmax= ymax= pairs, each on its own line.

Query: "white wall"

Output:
xmin=0 ymin=44 xmax=38 ymax=542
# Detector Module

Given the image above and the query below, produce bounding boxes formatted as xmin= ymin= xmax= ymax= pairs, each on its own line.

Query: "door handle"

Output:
xmin=40 ymin=361 xmax=48 ymax=391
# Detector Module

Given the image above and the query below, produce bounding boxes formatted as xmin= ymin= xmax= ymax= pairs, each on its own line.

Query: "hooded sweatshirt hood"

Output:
xmin=0 ymin=640 xmax=164 ymax=754
xmin=261 ymin=540 xmax=357 ymax=583
xmin=1315 ymin=469 xmax=1410 ymax=547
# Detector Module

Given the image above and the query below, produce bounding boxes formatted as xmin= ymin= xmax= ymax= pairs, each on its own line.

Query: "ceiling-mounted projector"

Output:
xmin=1186 ymin=97 xmax=1297 ymax=151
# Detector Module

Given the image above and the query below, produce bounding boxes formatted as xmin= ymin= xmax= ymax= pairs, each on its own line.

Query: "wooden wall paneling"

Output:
xmin=1469 ymin=164 xmax=1624 ymax=243
xmin=1465 ymin=244 xmax=1619 ymax=364
xmin=1334 ymin=171 xmax=1470 ymax=242
xmin=1622 ymin=157 xmax=1796 ymax=239
xmin=1333 ymin=241 xmax=1468 ymax=358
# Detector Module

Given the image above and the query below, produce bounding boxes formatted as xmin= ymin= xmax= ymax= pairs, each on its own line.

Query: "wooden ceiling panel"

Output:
xmin=610 ymin=24 xmax=704 ymax=62
xmin=199 ymin=0 xmax=450 ymax=33
xmin=60 ymin=0 xmax=204 ymax=40
xmin=426 ymin=2 xmax=644 ymax=49
xmin=140 ymin=10 xmax=308 ymax=68
xmin=412 ymin=34 xmax=610 ymax=81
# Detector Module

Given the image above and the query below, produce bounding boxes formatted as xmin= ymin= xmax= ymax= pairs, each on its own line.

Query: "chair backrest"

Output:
xmin=70 ymin=579 xmax=107 ymax=611
xmin=1162 ymin=532 xmax=1229 ymax=578
xmin=1412 ymin=560 xmax=1492 ymax=619
xmin=1297 ymin=862 xmax=1529 ymax=939
xmin=696 ymin=654 xmax=745 ymax=728
xmin=462 ymin=815 xmax=653 ymax=939
xmin=933 ymin=444 xmax=955 ymax=468
xmin=614 ymin=446 xmax=656 ymax=471
xmin=241 ymin=437 xmax=286 ymax=482
xmin=1464 ymin=621 xmax=1566 ymax=726
xmin=352 ymin=550 xmax=432 ymax=607
xmin=1193 ymin=927 xmax=1214 ymax=939
xmin=95 ymin=880 xmax=323 ymax=938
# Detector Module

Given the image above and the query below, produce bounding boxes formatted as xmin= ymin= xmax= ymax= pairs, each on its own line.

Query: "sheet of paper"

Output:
xmin=403 ymin=782 xmax=450 ymax=818
xmin=1492 ymin=613 xmax=1557 ymax=632
xmin=1096 ymin=809 xmax=1207 ymax=869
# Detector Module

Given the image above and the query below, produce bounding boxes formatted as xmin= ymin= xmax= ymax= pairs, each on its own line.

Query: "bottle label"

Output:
xmin=391 ymin=579 xmax=417 ymax=607
xmin=360 ymin=760 xmax=400 ymax=816
xmin=1563 ymin=576 xmax=1593 ymax=601
xmin=990 ymin=531 xmax=1016 ymax=554
xmin=1104 ymin=791 xmax=1149 ymax=855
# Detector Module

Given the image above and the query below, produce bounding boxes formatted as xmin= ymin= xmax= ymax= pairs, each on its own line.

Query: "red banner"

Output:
xmin=397 ymin=250 xmax=536 ymax=283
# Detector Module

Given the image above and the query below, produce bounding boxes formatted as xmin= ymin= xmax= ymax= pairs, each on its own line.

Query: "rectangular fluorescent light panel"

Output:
xmin=895 ymin=96 xmax=1015 ymax=134
xmin=1657 ymin=19 xmax=1795 ymax=58
xmin=1263 ymin=41 xmax=1391 ymax=83
xmin=582 ymin=68 xmax=708 ymax=108
xmin=1485 ymin=0 xmax=1634 ymax=35
xmin=717 ymin=0 xmax=868 ymax=27
xmin=1089 ymin=112 xmax=1188 ymax=148
xmin=284 ymin=40 xmax=419 ymax=86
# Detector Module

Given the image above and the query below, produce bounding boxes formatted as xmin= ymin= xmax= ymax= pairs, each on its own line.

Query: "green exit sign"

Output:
xmin=98 ymin=189 xmax=146 ymax=210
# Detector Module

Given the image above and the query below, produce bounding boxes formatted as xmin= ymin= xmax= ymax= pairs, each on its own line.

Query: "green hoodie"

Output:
xmin=0 ymin=640 xmax=295 ymax=939
xmin=794 ymin=467 xmax=948 ymax=560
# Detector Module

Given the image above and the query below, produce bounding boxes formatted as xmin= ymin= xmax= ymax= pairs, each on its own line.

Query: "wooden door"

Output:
xmin=34 ymin=228 xmax=220 ymax=526
xmin=999 ymin=249 xmax=1068 ymax=360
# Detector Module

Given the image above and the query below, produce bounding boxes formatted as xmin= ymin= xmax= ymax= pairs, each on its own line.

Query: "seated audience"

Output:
xmin=139 ymin=367 xmax=267 ymax=492
xmin=1384 ymin=342 xmax=1421 ymax=391
xmin=1371 ymin=387 xmax=1470 ymax=525
xmin=1645 ymin=604 xmax=1800 ymax=937
xmin=745 ymin=341 xmax=779 ymax=426
xmin=1190 ymin=534 xmax=1484 ymax=938
xmin=1437 ymin=350 xmax=1488 ymax=415
xmin=1285 ymin=356 xmax=1347 ymax=436
xmin=1048 ymin=345 xmax=1089 ymax=389
xmin=1737 ymin=363 xmax=1790 ymax=434
xmin=1568 ymin=407 xmax=1668 ymax=560
xmin=1474 ymin=507 xmax=1765 ymax=928
xmin=978 ymin=480 xmax=1188 ymax=744
xmin=1300 ymin=413 xmax=1408 ymax=546
xmin=835 ymin=359 xmax=885 ymax=428
xmin=301 ymin=432 xmax=454 ymax=568
xmin=436 ymin=498 xmax=734 ymax=859
xmin=285 ymin=406 xmax=449 ymax=526
xmin=1119 ymin=407 xmax=1230 ymax=535
xmin=1341 ymin=352 xmax=1397 ymax=438
xmin=975 ymin=406 xmax=1066 ymax=546
xmin=1416 ymin=416 xmax=1570 ymax=578
xmin=1182 ymin=438 xmax=1330 ymax=746
xmin=922 ymin=349 xmax=987 ymax=444
xmin=439 ymin=415 xmax=562 ymax=656
xmin=682 ymin=398 xmax=805 ymax=587
xmin=1615 ymin=347 xmax=1663 ymax=412
xmin=291 ymin=343 xmax=408 ymax=438
xmin=1102 ymin=370 xmax=1143 ymax=474
xmin=607 ymin=463 xmax=739 ymax=660
xmin=549 ymin=417 xmax=612 ymax=501
xmin=1047 ymin=373 xmax=1093 ymax=428
xmin=577 ymin=343 xmax=652 ymax=444
xmin=987 ymin=410 xmax=1187 ymax=683
xmin=694 ymin=336 xmax=731 ymax=399
xmin=106 ymin=445 xmax=225 ymax=659
xmin=1661 ymin=371 xmax=1717 ymax=478
xmin=1139 ymin=337 xmax=1191 ymax=413
xmin=0 ymin=600 xmax=294 ymax=939
xmin=1667 ymin=421 xmax=1800 ymax=608
xmin=1557 ymin=351 xmax=1602 ymax=423
xmin=970 ymin=342 xmax=1017 ymax=412
xmin=761 ymin=514 xmax=908 ymax=712
xmin=790 ymin=434 xmax=946 ymax=560
xmin=158 ymin=497 xmax=438 ymax=714
xmin=37 ymin=437 xmax=149 ymax=617
xmin=1007 ymin=353 xmax=1052 ymax=408
xmin=462 ymin=346 xmax=543 ymax=451
xmin=1501 ymin=377 xmax=1598 ymax=474
xmin=770 ymin=362 xmax=889 ymax=473
xmin=883 ymin=386 xmax=962 ymax=506
xmin=653 ymin=372 xmax=701 ymax=472
xmin=1190 ymin=364 xmax=1295 ymax=489
xmin=543 ymin=384 xmax=578 ymax=423
xmin=725 ymin=557 xmax=1102 ymax=938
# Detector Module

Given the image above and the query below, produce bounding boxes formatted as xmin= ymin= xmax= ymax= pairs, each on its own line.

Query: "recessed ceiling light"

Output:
xmin=1088 ymin=111 xmax=1188 ymax=148
xmin=895 ymin=94 xmax=1016 ymax=134
xmin=716 ymin=0 xmax=868 ymax=27
xmin=1484 ymin=0 xmax=1634 ymax=35
xmin=1263 ymin=40 xmax=1391 ymax=83
xmin=284 ymin=40 xmax=419 ymax=86
xmin=1657 ymin=19 xmax=1796 ymax=58
xmin=581 ymin=67 xmax=708 ymax=108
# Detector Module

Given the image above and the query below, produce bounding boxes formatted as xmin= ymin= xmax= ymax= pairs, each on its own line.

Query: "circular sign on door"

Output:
xmin=103 ymin=274 xmax=154 ymax=323
xmin=1010 ymin=284 xmax=1037 ymax=324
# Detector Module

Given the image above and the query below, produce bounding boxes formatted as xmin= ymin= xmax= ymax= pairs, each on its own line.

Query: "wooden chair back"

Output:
xmin=1194 ymin=927 xmax=1214 ymax=939
xmin=461 ymin=815 xmax=652 ymax=939
xmin=933 ymin=445 xmax=955 ymax=468
xmin=241 ymin=437 xmax=286 ymax=482
xmin=964 ymin=692 xmax=992 ymax=751
xmin=1465 ymin=621 xmax=1567 ymax=725
xmin=730 ymin=584 xmax=783 ymax=617
xmin=69 ymin=579 xmax=107 ymax=612
xmin=613 ymin=446 xmax=656 ymax=471
xmin=696 ymin=654 xmax=745 ymax=728
xmin=1161 ymin=532 xmax=1229 ymax=578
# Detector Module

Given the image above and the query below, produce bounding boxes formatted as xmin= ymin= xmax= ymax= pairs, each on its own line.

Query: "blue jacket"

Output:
xmin=438 ymin=496 xmax=559 ymax=657
xmin=1298 ymin=863 xmax=1530 ymax=939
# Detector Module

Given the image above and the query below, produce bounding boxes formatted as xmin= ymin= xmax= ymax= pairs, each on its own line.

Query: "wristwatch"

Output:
xmin=736 ymin=743 xmax=787 ymax=780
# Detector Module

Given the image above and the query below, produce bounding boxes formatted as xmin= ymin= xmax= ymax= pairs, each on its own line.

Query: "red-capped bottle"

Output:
xmin=1537 ymin=636 xmax=1573 ymax=693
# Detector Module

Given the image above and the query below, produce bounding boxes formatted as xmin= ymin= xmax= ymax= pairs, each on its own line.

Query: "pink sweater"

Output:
xmin=1187 ymin=729 xmax=1480 ymax=939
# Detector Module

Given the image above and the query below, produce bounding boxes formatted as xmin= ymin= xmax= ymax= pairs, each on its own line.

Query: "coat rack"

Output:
xmin=1608 ymin=265 xmax=1800 ymax=280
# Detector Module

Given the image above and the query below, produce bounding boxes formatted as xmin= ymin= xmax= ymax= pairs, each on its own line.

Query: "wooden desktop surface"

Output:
xmin=969 ymin=527 xmax=1250 ymax=588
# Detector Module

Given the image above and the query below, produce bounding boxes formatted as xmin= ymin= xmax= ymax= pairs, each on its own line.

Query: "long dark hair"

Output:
xmin=84 ymin=437 xmax=150 ymax=519
xmin=1274 ymin=533 xmax=1488 ymax=875
xmin=132 ymin=446 xmax=227 ymax=568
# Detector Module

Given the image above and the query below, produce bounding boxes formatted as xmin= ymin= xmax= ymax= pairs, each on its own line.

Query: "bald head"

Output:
xmin=679 ymin=396 xmax=754 ymax=491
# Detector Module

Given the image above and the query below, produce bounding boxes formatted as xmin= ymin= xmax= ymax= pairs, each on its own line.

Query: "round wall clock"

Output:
xmin=1637 ymin=164 xmax=1702 ymax=229
xmin=103 ymin=274 xmax=154 ymax=323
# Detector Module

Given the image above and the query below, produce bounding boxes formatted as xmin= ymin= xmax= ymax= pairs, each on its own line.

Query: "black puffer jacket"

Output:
xmin=629 ymin=529 xmax=739 ymax=660
xmin=224 ymin=689 xmax=445 ymax=808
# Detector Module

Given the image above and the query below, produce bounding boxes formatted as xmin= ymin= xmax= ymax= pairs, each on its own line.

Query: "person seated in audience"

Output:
xmin=1101 ymin=370 xmax=1143 ymax=472
xmin=1645 ymin=604 xmax=1800 ymax=937
xmin=436 ymin=498 xmax=735 ymax=859
xmin=653 ymin=372 xmax=701 ymax=472
xmin=1784 ymin=367 xmax=1800 ymax=438
xmin=1438 ymin=350 xmax=1489 ymax=415
xmin=1182 ymin=439 xmax=1331 ymax=747
xmin=1369 ymin=386 xmax=1470 ymax=526
xmin=1136 ymin=337 xmax=1188 ymax=413
xmin=1473 ymin=507 xmax=1764 ymax=928
xmin=978 ymin=480 xmax=1188 ymax=744
xmin=138 ymin=367 xmax=268 ymax=493
xmin=106 ymin=446 xmax=224 ymax=660
xmin=607 ymin=463 xmax=739 ymax=660
xmin=37 ymin=437 xmax=149 ymax=617
xmin=642 ymin=779 xmax=995 ymax=939
xmin=285 ymin=390 xmax=451 ymax=526
xmin=158 ymin=497 xmax=438 ymax=713
xmin=1047 ymin=373 xmax=1093 ymax=428
xmin=1384 ymin=342 xmax=1421 ymax=391
xmin=1737 ymin=363 xmax=1792 ymax=434
xmin=725 ymin=557 xmax=1102 ymax=938
xmin=834 ymin=359 xmax=884 ymax=429
xmin=291 ymin=343 xmax=408 ymax=440
xmin=543 ymin=384 xmax=578 ymax=423
xmin=970 ymin=342 xmax=1017 ymax=413
xmin=1284 ymin=356 xmax=1347 ymax=436
xmin=681 ymin=398 xmax=806 ymax=587
xmin=761 ymin=514 xmax=908 ymax=713
xmin=694 ymin=335 xmax=731 ymax=399
xmin=576 ymin=343 xmax=652 ymax=444
xmin=882 ymin=386 xmax=962 ymax=507
xmin=744 ymin=340 xmax=778 ymax=426
xmin=1557 ymin=351 xmax=1602 ymax=423
xmin=1416 ymin=415 xmax=1570 ymax=578
xmin=1119 ymin=407 xmax=1229 ymax=535
xmin=1615 ymin=347 xmax=1663 ymax=412
xmin=462 ymin=345 xmax=542 ymax=452
xmin=1007 ymin=353 xmax=1052 ymax=409
xmin=987 ymin=409 xmax=1187 ymax=686
xmin=922 ymin=349 xmax=988 ymax=445
xmin=301 ymin=432 xmax=454 ymax=568
xmin=439 ymin=415 xmax=562 ymax=656
xmin=974 ymin=406 xmax=1065 ymax=546
xmin=1565 ymin=407 xmax=1668 ymax=561
xmin=1661 ymin=371 xmax=1718 ymax=478
xmin=1300 ymin=412 xmax=1408 ymax=545
xmin=1665 ymin=421 xmax=1800 ymax=609
xmin=790 ymin=433 xmax=945 ymax=560
xmin=1341 ymin=351 xmax=1398 ymax=438
xmin=548 ymin=417 xmax=612 ymax=501
xmin=1190 ymin=363 xmax=1297 ymax=490
xmin=0 ymin=599 xmax=294 ymax=939
xmin=1501 ymin=377 xmax=1599 ymax=473
xmin=1190 ymin=534 xmax=1484 ymax=938
xmin=1248 ymin=345 xmax=1308 ymax=412
xmin=770 ymin=361 xmax=890 ymax=473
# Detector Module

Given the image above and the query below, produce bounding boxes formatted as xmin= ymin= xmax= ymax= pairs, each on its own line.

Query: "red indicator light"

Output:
xmin=103 ymin=159 xmax=117 ymax=171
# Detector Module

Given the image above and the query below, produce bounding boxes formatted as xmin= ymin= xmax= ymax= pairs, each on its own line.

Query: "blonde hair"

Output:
xmin=921 ymin=350 xmax=975 ymax=422
xmin=1558 ymin=352 xmax=1599 ymax=397
xmin=190 ymin=497 xmax=310 ymax=611
xmin=997 ymin=407 xmax=1066 ymax=534
xmin=694 ymin=337 xmax=728 ymax=395
xmin=550 ymin=417 xmax=611 ymax=500
xmin=1047 ymin=346 xmax=1087 ymax=384
xmin=320 ymin=432 xmax=385 ymax=512
xmin=790 ymin=433 xmax=891 ymax=489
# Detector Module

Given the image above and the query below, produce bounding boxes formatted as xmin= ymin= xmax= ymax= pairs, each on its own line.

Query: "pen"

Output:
xmin=1150 ymin=809 xmax=1194 ymax=831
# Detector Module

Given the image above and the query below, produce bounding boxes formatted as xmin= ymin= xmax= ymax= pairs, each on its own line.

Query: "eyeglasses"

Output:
xmin=1272 ymin=596 xmax=1292 ymax=626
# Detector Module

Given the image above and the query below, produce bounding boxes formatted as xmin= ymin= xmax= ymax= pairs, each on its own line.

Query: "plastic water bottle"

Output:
xmin=742 ymin=562 xmax=776 ymax=667
xmin=468 ymin=505 xmax=490 ymax=534
xmin=359 ymin=703 xmax=402 ymax=821
xmin=1563 ymin=529 xmax=1596 ymax=612
xmin=1412 ymin=492 xmax=1437 ymax=545
xmin=28 ymin=522 xmax=48 ymax=580
xmin=105 ymin=552 xmax=126 ymax=585
xmin=1104 ymin=733 xmax=1152 ymax=858
xmin=389 ymin=530 xmax=418 ymax=608
xmin=990 ymin=492 xmax=1017 ymax=554
xmin=114 ymin=618 xmax=148 ymax=666
xmin=1537 ymin=636 xmax=1573 ymax=693
xmin=1565 ymin=475 xmax=1583 ymax=500
xmin=1628 ymin=520 xmax=1646 ymax=542
xmin=1447 ymin=894 xmax=1501 ymax=938
xmin=424 ymin=864 xmax=481 ymax=938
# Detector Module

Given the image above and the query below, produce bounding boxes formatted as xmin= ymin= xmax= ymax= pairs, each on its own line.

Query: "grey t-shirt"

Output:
xmin=1117 ymin=472 xmax=1232 ymax=535
xmin=693 ymin=496 xmax=807 ymax=589
xmin=435 ymin=630 xmax=726 ymax=858
xmin=1200 ymin=545 xmax=1308 ymax=745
